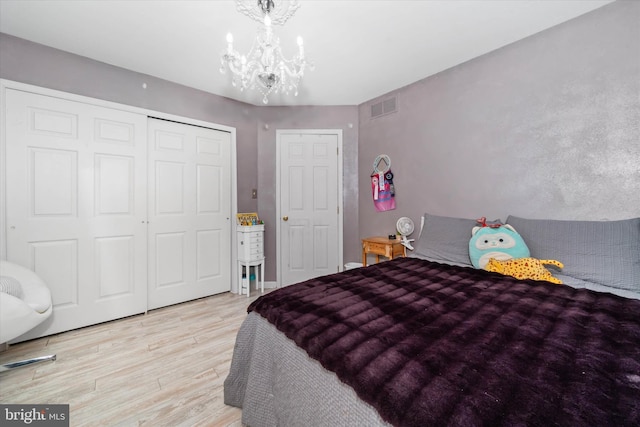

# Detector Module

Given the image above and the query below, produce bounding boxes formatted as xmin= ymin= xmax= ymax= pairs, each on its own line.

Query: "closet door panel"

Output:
xmin=30 ymin=239 xmax=79 ymax=308
xmin=155 ymin=231 xmax=186 ymax=287
xmin=5 ymin=89 xmax=148 ymax=341
xmin=30 ymin=147 xmax=78 ymax=216
xmin=147 ymin=118 xmax=231 ymax=310
xmin=95 ymin=235 xmax=135 ymax=298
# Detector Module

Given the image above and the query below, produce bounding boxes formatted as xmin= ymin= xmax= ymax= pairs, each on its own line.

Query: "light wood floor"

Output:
xmin=0 ymin=290 xmax=266 ymax=426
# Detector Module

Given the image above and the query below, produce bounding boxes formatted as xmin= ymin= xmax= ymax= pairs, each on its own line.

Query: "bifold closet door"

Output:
xmin=4 ymin=89 xmax=148 ymax=340
xmin=147 ymin=118 xmax=231 ymax=310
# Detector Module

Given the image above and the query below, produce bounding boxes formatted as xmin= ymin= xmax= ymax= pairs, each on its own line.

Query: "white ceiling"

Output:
xmin=0 ymin=0 xmax=614 ymax=106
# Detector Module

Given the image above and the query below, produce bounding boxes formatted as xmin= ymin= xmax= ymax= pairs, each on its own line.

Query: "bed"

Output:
xmin=224 ymin=214 xmax=640 ymax=426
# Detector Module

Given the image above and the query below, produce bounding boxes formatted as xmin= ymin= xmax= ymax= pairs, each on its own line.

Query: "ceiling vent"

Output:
xmin=370 ymin=96 xmax=397 ymax=119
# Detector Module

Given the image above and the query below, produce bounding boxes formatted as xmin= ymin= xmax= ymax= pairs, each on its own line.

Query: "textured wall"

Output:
xmin=358 ymin=0 xmax=640 ymax=243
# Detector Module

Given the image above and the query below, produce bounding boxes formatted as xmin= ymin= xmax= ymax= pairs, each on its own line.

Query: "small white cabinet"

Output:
xmin=237 ymin=224 xmax=265 ymax=297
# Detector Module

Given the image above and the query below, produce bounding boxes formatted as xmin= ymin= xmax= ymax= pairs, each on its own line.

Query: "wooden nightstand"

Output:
xmin=361 ymin=236 xmax=406 ymax=266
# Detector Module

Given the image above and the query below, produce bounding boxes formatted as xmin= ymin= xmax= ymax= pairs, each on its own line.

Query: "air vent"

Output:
xmin=371 ymin=102 xmax=384 ymax=118
xmin=370 ymin=96 xmax=397 ymax=119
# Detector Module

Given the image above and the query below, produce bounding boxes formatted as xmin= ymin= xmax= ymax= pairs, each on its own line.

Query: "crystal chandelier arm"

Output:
xmin=276 ymin=54 xmax=306 ymax=78
xmin=222 ymin=50 xmax=243 ymax=76
xmin=243 ymin=67 xmax=260 ymax=88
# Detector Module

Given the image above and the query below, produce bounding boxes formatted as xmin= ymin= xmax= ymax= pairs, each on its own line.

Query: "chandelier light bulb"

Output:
xmin=226 ymin=33 xmax=234 ymax=54
xmin=297 ymin=36 xmax=304 ymax=56
xmin=264 ymin=14 xmax=272 ymax=27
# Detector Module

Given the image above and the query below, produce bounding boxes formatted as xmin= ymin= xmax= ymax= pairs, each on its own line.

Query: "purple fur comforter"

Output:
xmin=249 ymin=257 xmax=640 ymax=427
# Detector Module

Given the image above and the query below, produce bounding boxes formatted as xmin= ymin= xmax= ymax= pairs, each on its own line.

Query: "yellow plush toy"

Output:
xmin=484 ymin=257 xmax=564 ymax=284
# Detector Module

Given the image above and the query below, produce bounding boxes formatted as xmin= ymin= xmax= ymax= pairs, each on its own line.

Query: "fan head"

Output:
xmin=396 ymin=217 xmax=415 ymax=236
xmin=396 ymin=217 xmax=415 ymax=250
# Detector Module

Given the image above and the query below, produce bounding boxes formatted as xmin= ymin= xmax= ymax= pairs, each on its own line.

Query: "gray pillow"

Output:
xmin=506 ymin=216 xmax=640 ymax=291
xmin=412 ymin=213 xmax=501 ymax=267
xmin=0 ymin=275 xmax=24 ymax=299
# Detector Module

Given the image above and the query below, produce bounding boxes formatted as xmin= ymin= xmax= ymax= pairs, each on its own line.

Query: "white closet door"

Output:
xmin=147 ymin=118 xmax=231 ymax=310
xmin=4 ymin=89 xmax=148 ymax=340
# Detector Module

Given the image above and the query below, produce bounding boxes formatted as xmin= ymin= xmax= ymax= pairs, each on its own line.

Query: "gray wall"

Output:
xmin=358 ymin=0 xmax=640 ymax=243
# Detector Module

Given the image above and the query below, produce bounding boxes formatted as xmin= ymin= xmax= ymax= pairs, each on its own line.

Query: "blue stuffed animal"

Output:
xmin=469 ymin=217 xmax=530 ymax=269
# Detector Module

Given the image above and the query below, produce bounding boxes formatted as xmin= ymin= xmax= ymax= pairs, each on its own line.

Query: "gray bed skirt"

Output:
xmin=224 ymin=312 xmax=390 ymax=426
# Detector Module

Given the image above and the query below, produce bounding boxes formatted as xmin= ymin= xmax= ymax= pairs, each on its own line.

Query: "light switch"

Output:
xmin=251 ymin=189 xmax=257 ymax=199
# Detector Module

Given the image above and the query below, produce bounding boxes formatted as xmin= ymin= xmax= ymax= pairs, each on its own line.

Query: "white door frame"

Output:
xmin=0 ymin=79 xmax=240 ymax=294
xmin=275 ymin=129 xmax=344 ymax=287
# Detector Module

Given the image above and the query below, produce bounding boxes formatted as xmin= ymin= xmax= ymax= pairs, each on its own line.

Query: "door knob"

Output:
xmin=282 ymin=216 xmax=289 ymax=221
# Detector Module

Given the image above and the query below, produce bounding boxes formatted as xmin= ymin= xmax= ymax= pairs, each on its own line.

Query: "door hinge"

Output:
xmin=337 ymin=206 xmax=339 ymax=214
xmin=337 ymin=147 xmax=339 ymax=155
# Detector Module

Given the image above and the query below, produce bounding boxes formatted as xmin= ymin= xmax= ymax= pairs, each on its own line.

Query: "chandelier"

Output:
xmin=220 ymin=0 xmax=312 ymax=104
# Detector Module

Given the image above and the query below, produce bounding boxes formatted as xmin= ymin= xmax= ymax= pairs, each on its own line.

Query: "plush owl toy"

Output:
xmin=469 ymin=218 xmax=530 ymax=269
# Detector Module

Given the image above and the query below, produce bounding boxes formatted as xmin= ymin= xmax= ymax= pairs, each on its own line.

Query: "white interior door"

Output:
xmin=277 ymin=130 xmax=343 ymax=287
xmin=4 ymin=88 xmax=148 ymax=339
xmin=147 ymin=118 xmax=231 ymax=310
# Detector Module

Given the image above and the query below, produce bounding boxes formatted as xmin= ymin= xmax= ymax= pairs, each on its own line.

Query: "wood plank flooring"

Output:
xmin=0 ymin=291 xmax=266 ymax=426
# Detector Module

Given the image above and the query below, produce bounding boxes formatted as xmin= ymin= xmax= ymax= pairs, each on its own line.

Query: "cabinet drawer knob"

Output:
xmin=282 ymin=216 xmax=288 ymax=221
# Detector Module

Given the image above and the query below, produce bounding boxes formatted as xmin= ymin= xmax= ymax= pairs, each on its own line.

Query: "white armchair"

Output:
xmin=1 ymin=260 xmax=56 ymax=371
